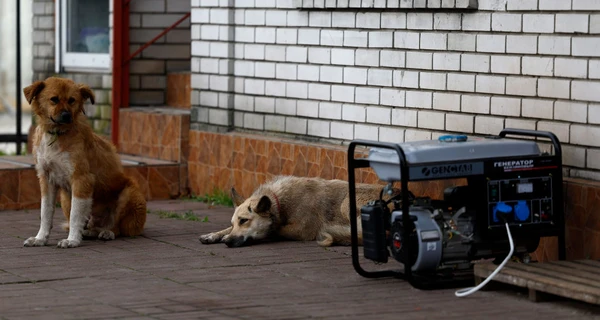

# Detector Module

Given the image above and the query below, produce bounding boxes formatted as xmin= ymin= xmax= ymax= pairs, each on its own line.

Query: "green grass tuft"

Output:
xmin=191 ymin=188 xmax=233 ymax=207
xmin=153 ymin=209 xmax=201 ymax=221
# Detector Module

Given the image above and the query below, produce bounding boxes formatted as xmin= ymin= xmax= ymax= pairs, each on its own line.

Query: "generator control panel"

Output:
xmin=488 ymin=176 xmax=553 ymax=227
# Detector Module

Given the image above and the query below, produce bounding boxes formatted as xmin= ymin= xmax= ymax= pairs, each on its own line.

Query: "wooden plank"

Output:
xmin=478 ymin=264 xmax=600 ymax=297
xmin=528 ymin=288 xmax=557 ymax=303
xmin=490 ymin=270 xmax=600 ymax=305
xmin=473 ymin=275 xmax=504 ymax=291
xmin=577 ymin=260 xmax=600 ymax=268
xmin=549 ymin=260 xmax=600 ymax=275
xmin=507 ymin=263 xmax=600 ymax=294
xmin=510 ymin=263 xmax=600 ymax=289
xmin=528 ymin=288 xmax=542 ymax=302
xmin=474 ymin=263 xmax=600 ymax=305
xmin=541 ymin=261 xmax=600 ymax=284
xmin=474 ymin=275 xmax=483 ymax=287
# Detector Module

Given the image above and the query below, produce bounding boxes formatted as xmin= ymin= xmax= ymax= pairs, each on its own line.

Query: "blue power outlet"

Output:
xmin=493 ymin=202 xmax=513 ymax=223
xmin=514 ymin=200 xmax=530 ymax=222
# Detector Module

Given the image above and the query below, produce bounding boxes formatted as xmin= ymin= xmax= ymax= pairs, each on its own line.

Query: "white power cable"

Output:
xmin=455 ymin=222 xmax=514 ymax=297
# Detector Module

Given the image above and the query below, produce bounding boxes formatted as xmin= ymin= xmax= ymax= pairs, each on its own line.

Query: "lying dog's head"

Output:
xmin=222 ymin=187 xmax=276 ymax=248
xmin=24 ymin=77 xmax=95 ymax=130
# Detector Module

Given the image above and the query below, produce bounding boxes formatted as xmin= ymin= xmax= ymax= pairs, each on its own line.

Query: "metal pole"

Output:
xmin=16 ymin=0 xmax=22 ymax=155
xmin=111 ymin=0 xmax=122 ymax=147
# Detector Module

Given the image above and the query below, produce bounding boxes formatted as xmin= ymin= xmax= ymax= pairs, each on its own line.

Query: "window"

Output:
xmin=57 ymin=0 xmax=110 ymax=71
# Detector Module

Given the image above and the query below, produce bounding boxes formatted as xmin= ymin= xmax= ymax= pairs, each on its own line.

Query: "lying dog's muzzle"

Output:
xmin=225 ymin=236 xmax=252 ymax=248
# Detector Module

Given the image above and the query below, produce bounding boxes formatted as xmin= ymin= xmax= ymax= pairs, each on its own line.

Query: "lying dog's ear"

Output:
xmin=255 ymin=196 xmax=272 ymax=215
xmin=230 ymin=187 xmax=245 ymax=207
xmin=23 ymin=81 xmax=45 ymax=104
xmin=79 ymin=84 xmax=95 ymax=105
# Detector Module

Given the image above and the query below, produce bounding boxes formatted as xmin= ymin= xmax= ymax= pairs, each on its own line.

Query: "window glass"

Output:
xmin=66 ymin=0 xmax=109 ymax=54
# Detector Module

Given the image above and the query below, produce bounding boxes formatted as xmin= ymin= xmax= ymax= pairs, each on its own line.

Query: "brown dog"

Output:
xmin=199 ymin=175 xmax=389 ymax=247
xmin=22 ymin=77 xmax=146 ymax=248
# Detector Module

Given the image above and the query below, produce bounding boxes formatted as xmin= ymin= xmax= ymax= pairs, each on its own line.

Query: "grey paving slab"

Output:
xmin=0 ymin=200 xmax=598 ymax=319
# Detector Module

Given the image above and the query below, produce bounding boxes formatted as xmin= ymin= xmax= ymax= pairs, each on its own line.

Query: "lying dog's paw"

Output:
xmin=56 ymin=239 xmax=80 ymax=248
xmin=23 ymin=237 xmax=47 ymax=247
xmin=98 ymin=230 xmax=115 ymax=240
xmin=316 ymin=233 xmax=334 ymax=247
xmin=199 ymin=233 xmax=221 ymax=244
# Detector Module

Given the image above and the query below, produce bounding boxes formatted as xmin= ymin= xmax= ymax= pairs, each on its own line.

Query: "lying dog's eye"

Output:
xmin=239 ymin=218 xmax=248 ymax=225
xmin=50 ymin=97 xmax=59 ymax=104
xmin=68 ymin=97 xmax=75 ymax=104
xmin=248 ymin=206 xmax=252 ymax=212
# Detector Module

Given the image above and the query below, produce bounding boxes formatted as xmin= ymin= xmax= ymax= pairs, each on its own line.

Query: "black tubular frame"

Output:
xmin=347 ymin=128 xmax=566 ymax=289
xmin=0 ymin=0 xmax=27 ymax=153
xmin=498 ymin=128 xmax=566 ymax=260
xmin=347 ymin=139 xmax=419 ymax=286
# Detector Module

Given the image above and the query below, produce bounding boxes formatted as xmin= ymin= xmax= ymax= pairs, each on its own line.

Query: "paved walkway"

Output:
xmin=0 ymin=200 xmax=599 ymax=319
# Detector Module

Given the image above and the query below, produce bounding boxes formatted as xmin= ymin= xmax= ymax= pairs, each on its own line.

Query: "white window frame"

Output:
xmin=55 ymin=0 xmax=110 ymax=72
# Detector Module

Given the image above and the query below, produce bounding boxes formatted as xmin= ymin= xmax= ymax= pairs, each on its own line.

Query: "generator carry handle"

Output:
xmin=499 ymin=128 xmax=562 ymax=159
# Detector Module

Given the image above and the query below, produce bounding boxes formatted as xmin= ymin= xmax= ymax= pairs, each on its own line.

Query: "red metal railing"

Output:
xmin=127 ymin=13 xmax=191 ymax=62
xmin=111 ymin=0 xmax=190 ymax=147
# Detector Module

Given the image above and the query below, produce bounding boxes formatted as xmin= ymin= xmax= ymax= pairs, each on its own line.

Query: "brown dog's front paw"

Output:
xmin=199 ymin=233 xmax=221 ymax=244
xmin=57 ymin=239 xmax=81 ymax=248
xmin=23 ymin=237 xmax=47 ymax=247
xmin=98 ymin=230 xmax=115 ymax=240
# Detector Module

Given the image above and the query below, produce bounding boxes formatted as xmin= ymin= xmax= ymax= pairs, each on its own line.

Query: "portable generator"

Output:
xmin=346 ymin=129 xmax=565 ymax=290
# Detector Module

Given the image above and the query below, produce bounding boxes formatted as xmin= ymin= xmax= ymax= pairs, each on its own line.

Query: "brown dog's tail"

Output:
xmin=117 ymin=179 xmax=147 ymax=237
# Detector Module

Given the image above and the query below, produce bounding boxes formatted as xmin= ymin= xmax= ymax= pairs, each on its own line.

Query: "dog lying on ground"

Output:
xmin=199 ymin=175 xmax=390 ymax=248
xmin=22 ymin=77 xmax=147 ymax=248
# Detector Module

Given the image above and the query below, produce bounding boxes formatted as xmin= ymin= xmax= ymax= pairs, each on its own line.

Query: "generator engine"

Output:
xmin=361 ymin=185 xmax=541 ymax=274
xmin=352 ymin=129 xmax=564 ymax=281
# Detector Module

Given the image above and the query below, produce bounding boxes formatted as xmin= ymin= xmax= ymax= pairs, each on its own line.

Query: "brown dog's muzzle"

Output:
xmin=58 ymin=111 xmax=73 ymax=124
xmin=51 ymin=110 xmax=73 ymax=124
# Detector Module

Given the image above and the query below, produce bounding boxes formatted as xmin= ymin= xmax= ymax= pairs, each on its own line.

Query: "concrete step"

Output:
xmin=0 ymin=154 xmax=184 ymax=211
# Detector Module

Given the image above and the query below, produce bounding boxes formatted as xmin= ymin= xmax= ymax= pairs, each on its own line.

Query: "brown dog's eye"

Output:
xmin=68 ymin=97 xmax=75 ymax=104
xmin=50 ymin=97 xmax=59 ymax=104
xmin=239 ymin=218 xmax=248 ymax=225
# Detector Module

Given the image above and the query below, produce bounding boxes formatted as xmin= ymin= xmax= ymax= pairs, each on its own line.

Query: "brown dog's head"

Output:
xmin=222 ymin=187 xmax=275 ymax=248
xmin=23 ymin=77 xmax=95 ymax=129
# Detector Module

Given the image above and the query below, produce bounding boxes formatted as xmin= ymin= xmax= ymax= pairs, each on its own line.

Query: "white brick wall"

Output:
xmin=492 ymin=13 xmax=521 ymax=32
xmin=491 ymin=97 xmax=520 ymax=117
xmin=446 ymin=113 xmax=474 ymax=133
xmin=418 ymin=110 xmax=445 ymax=130
xmin=190 ymin=1 xmax=600 ymax=180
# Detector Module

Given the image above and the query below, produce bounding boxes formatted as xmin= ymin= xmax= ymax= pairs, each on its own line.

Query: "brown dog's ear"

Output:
xmin=79 ymin=84 xmax=95 ymax=105
xmin=230 ymin=187 xmax=245 ymax=207
xmin=255 ymin=196 xmax=272 ymax=216
xmin=23 ymin=81 xmax=45 ymax=104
